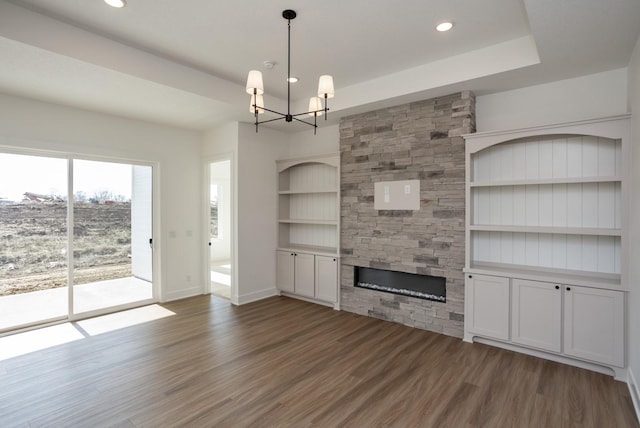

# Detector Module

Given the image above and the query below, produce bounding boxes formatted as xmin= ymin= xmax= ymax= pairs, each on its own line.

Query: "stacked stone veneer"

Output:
xmin=339 ymin=92 xmax=475 ymax=338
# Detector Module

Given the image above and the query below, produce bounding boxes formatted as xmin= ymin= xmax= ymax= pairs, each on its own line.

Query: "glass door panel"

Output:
xmin=72 ymin=160 xmax=152 ymax=315
xmin=0 ymin=153 xmax=68 ymax=331
xmin=209 ymin=159 xmax=232 ymax=299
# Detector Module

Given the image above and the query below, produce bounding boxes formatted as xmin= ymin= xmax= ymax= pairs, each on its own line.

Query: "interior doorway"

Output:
xmin=208 ymin=158 xmax=233 ymax=300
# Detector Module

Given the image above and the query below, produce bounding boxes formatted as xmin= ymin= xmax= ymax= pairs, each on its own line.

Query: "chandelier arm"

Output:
xmin=255 ymin=106 xmax=290 ymax=116
xmin=292 ymin=117 xmax=318 ymax=128
xmin=256 ymin=116 xmax=288 ymax=125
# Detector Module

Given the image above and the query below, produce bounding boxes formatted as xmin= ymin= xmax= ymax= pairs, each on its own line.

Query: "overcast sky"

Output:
xmin=0 ymin=153 xmax=133 ymax=202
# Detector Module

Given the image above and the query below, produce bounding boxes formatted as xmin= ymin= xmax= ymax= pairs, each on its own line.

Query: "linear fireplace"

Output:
xmin=354 ymin=266 xmax=446 ymax=303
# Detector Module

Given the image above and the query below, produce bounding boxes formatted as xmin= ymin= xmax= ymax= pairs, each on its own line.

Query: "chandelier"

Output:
xmin=245 ymin=9 xmax=335 ymax=134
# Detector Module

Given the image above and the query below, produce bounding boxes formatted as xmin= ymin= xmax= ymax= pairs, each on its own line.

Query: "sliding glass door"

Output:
xmin=72 ymin=160 xmax=153 ymax=316
xmin=0 ymin=152 xmax=154 ymax=333
xmin=0 ymin=153 xmax=69 ymax=331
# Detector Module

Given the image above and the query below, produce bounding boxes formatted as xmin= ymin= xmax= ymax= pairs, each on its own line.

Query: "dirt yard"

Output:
xmin=0 ymin=202 xmax=132 ymax=296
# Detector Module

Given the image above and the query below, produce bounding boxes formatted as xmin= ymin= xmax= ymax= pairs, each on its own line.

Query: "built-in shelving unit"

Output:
xmin=463 ymin=115 xmax=630 ymax=379
xmin=276 ymin=154 xmax=340 ymax=308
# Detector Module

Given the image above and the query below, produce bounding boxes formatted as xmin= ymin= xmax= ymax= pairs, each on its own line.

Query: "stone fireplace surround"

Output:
xmin=339 ymin=92 xmax=475 ymax=338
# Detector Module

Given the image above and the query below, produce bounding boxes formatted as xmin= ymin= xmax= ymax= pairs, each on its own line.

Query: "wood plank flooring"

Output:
xmin=0 ymin=295 xmax=638 ymax=427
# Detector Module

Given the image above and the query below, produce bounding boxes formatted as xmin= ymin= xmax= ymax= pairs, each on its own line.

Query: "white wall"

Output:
xmin=236 ymin=123 xmax=288 ymax=303
xmin=286 ymin=124 xmax=340 ymax=158
xmin=476 ymin=69 xmax=628 ymax=132
xmin=0 ymin=93 xmax=203 ymax=302
xmin=627 ymin=34 xmax=640 ymax=410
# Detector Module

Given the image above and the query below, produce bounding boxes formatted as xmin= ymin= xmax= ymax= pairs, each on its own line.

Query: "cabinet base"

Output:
xmin=279 ymin=291 xmax=340 ymax=310
xmin=465 ymin=333 xmax=627 ymax=381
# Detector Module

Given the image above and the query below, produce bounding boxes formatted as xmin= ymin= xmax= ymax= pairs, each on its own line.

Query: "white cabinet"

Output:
xmin=465 ymin=274 xmax=510 ymax=341
xmin=315 ymin=255 xmax=338 ymax=303
xmin=463 ymin=116 xmax=630 ymax=377
xmin=294 ymin=252 xmax=315 ymax=298
xmin=511 ymin=279 xmax=562 ymax=352
xmin=276 ymin=154 xmax=340 ymax=308
xmin=276 ymin=250 xmax=338 ymax=305
xmin=276 ymin=250 xmax=295 ymax=293
xmin=564 ymin=285 xmax=624 ymax=367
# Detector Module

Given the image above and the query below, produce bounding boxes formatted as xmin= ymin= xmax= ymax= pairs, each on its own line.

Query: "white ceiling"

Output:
xmin=0 ymin=0 xmax=638 ymax=131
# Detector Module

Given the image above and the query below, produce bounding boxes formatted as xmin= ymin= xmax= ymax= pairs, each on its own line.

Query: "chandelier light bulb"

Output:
xmin=308 ymin=97 xmax=323 ymax=116
xmin=250 ymin=94 xmax=265 ymax=114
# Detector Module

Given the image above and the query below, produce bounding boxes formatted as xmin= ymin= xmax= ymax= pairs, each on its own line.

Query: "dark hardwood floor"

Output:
xmin=0 ymin=295 xmax=638 ymax=427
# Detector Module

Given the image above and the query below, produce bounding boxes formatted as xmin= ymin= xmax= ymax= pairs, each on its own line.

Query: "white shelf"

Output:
xmin=279 ymin=189 xmax=338 ymax=195
xmin=465 ymin=262 xmax=624 ymax=290
xmin=470 ymin=176 xmax=621 ymax=187
xmin=277 ymin=155 xmax=340 ymax=258
xmin=469 ymin=225 xmax=622 ymax=236
xmin=279 ymin=219 xmax=338 ymax=225
xmin=277 ymin=244 xmax=338 ymax=257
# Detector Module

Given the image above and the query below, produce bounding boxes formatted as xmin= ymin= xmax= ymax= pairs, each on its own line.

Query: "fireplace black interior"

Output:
xmin=354 ymin=266 xmax=446 ymax=302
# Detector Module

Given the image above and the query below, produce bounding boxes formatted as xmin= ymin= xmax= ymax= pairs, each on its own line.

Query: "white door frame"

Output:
xmin=204 ymin=153 xmax=237 ymax=304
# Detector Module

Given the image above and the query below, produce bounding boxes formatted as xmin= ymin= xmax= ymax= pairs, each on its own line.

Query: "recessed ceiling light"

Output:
xmin=287 ymin=77 xmax=299 ymax=83
xmin=104 ymin=0 xmax=126 ymax=8
xmin=436 ymin=21 xmax=453 ymax=32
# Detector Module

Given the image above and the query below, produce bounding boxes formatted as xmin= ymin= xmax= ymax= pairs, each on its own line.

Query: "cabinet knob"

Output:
xmin=555 ymin=285 xmax=560 ymax=290
xmin=468 ymin=275 xmax=473 ymax=279
xmin=333 ymin=258 xmax=336 ymax=262
xmin=566 ymin=287 xmax=571 ymax=291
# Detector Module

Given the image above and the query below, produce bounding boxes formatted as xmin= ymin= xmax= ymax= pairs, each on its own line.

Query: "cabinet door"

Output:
xmin=466 ymin=274 xmax=510 ymax=341
xmin=511 ymin=279 xmax=562 ymax=352
xmin=276 ymin=251 xmax=295 ymax=293
xmin=294 ymin=253 xmax=315 ymax=298
xmin=315 ymin=256 xmax=338 ymax=303
xmin=564 ymin=286 xmax=624 ymax=367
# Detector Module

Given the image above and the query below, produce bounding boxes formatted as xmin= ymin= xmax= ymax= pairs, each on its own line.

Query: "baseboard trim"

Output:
xmin=237 ymin=288 xmax=279 ymax=305
xmin=629 ymin=368 xmax=640 ymax=424
xmin=162 ymin=286 xmax=204 ymax=302
xmin=471 ymin=335 xmax=627 ymax=380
